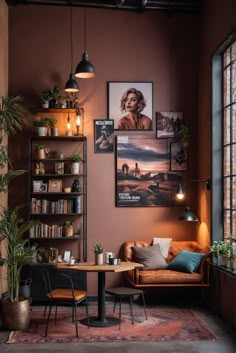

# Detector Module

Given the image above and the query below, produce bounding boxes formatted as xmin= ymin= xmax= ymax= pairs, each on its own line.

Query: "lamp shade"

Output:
xmin=65 ymin=73 xmax=79 ymax=93
xmin=178 ymin=207 xmax=199 ymax=222
xmin=75 ymin=51 xmax=95 ymax=78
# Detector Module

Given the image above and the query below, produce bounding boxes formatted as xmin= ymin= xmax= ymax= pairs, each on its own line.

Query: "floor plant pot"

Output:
xmin=2 ymin=298 xmax=30 ymax=330
xmin=95 ymin=253 xmax=104 ymax=265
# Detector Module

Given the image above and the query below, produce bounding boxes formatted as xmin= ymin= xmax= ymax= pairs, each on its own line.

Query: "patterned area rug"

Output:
xmin=6 ymin=309 xmax=216 ymax=343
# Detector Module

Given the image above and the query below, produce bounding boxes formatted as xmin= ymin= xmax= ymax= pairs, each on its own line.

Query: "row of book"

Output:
xmin=29 ymin=223 xmax=64 ymax=238
xmin=30 ymin=197 xmax=81 ymax=214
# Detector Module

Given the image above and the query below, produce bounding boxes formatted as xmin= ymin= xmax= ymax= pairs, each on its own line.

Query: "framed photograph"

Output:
xmin=33 ymin=180 xmax=43 ymax=192
xmin=115 ymin=136 xmax=182 ymax=207
xmin=170 ymin=142 xmax=188 ymax=171
xmin=108 ymin=81 xmax=153 ymax=130
xmin=63 ymin=250 xmax=72 ymax=263
xmin=94 ymin=119 xmax=114 ymax=153
xmin=48 ymin=179 xmax=62 ymax=192
xmin=39 ymin=183 xmax=48 ymax=192
xmin=156 ymin=112 xmax=184 ymax=138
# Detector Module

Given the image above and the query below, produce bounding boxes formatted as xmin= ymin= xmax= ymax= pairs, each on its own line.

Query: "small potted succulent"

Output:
xmin=34 ymin=144 xmax=46 ymax=159
xmin=43 ymin=117 xmax=58 ymax=136
xmin=68 ymin=154 xmax=82 ymax=174
xmin=33 ymin=118 xmax=48 ymax=136
xmin=63 ymin=221 xmax=74 ymax=237
xmin=92 ymin=241 xmax=104 ymax=265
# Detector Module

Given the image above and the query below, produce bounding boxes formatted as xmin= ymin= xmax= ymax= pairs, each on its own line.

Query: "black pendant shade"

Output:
xmin=178 ymin=207 xmax=199 ymax=222
xmin=65 ymin=73 xmax=79 ymax=92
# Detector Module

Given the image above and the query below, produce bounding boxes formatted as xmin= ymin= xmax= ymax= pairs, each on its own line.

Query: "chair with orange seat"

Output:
xmin=41 ymin=269 xmax=89 ymax=337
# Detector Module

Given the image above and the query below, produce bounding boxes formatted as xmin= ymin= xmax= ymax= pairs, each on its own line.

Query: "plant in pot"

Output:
xmin=44 ymin=117 xmax=58 ymax=136
xmin=34 ymin=144 xmax=47 ymax=160
xmin=92 ymin=241 xmax=104 ymax=265
xmin=68 ymin=153 xmax=82 ymax=174
xmin=43 ymin=85 xmax=63 ymax=108
xmin=32 ymin=117 xmax=48 ymax=136
xmin=210 ymin=240 xmax=232 ymax=266
xmin=63 ymin=221 xmax=74 ymax=237
xmin=0 ymin=207 xmax=38 ymax=330
xmin=40 ymin=90 xmax=51 ymax=108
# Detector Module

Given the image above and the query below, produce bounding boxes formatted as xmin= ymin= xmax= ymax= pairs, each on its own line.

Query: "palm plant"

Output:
xmin=0 ymin=207 xmax=37 ymax=302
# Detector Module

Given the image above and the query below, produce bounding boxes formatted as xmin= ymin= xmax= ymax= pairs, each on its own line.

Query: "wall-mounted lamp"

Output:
xmin=74 ymin=107 xmax=84 ymax=136
xmin=192 ymin=178 xmax=211 ymax=190
xmin=178 ymin=207 xmax=199 ymax=222
xmin=65 ymin=5 xmax=79 ymax=93
xmin=75 ymin=8 xmax=95 ymax=79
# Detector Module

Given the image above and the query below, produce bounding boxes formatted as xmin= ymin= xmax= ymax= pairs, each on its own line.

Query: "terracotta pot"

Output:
xmin=2 ymin=298 xmax=30 ymax=330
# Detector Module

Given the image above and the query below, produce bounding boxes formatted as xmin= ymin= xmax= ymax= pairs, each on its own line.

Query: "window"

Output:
xmin=212 ymin=29 xmax=236 ymax=242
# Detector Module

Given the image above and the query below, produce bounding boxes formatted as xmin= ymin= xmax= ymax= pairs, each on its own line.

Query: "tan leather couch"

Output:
xmin=123 ymin=240 xmax=210 ymax=288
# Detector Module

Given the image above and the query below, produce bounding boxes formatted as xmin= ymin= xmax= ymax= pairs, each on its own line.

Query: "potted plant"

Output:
xmin=32 ymin=118 xmax=48 ymax=136
xmin=34 ymin=144 xmax=46 ymax=159
xmin=68 ymin=153 xmax=82 ymax=174
xmin=42 ymin=85 xmax=63 ymax=108
xmin=40 ymin=90 xmax=50 ymax=108
xmin=63 ymin=221 xmax=74 ymax=237
xmin=0 ymin=207 xmax=38 ymax=330
xmin=210 ymin=240 xmax=232 ymax=266
xmin=44 ymin=117 xmax=58 ymax=136
xmin=92 ymin=241 xmax=104 ymax=265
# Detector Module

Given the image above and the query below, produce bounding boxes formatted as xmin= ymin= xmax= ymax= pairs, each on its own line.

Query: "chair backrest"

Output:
xmin=41 ymin=269 xmax=77 ymax=301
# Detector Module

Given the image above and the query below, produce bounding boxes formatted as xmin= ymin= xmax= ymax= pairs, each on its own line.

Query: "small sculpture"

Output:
xmin=71 ymin=179 xmax=81 ymax=192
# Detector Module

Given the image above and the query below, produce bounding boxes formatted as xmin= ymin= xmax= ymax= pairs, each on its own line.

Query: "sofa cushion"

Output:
xmin=133 ymin=243 xmax=167 ymax=270
xmin=167 ymin=250 xmax=206 ymax=273
xmin=152 ymin=237 xmax=172 ymax=258
xmin=138 ymin=269 xmax=203 ymax=284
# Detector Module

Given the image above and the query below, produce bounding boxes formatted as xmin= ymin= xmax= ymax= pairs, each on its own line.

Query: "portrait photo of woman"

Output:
xmin=108 ymin=81 xmax=153 ymax=130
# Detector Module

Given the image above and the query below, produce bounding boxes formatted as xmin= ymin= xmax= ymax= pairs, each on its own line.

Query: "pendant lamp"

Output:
xmin=65 ymin=5 xmax=79 ymax=93
xmin=75 ymin=8 xmax=95 ymax=78
xmin=178 ymin=207 xmax=199 ymax=222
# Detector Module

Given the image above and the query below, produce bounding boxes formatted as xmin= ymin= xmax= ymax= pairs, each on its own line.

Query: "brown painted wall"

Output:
xmin=8 ymin=5 xmax=202 ymax=295
xmin=0 ymin=0 xmax=8 ymax=296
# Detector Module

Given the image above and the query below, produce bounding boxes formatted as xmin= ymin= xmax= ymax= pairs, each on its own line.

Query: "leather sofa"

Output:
xmin=123 ymin=240 xmax=210 ymax=288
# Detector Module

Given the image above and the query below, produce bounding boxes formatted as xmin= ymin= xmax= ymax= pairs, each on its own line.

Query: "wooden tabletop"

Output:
xmin=56 ymin=261 xmax=143 ymax=273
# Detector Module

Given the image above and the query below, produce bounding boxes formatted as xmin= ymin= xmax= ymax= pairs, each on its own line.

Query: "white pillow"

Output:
xmin=152 ymin=237 xmax=172 ymax=258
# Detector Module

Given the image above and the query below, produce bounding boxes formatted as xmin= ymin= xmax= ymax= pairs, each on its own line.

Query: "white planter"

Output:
xmin=217 ymin=255 xmax=227 ymax=267
xmin=42 ymin=101 xmax=49 ymax=109
xmin=70 ymin=162 xmax=80 ymax=174
xmin=95 ymin=253 xmax=104 ymax=265
xmin=51 ymin=127 xmax=58 ymax=136
xmin=36 ymin=127 xmax=47 ymax=136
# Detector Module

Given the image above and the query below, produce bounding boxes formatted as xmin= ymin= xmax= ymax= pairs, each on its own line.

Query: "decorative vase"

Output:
xmin=2 ymin=298 xmax=30 ymax=330
xmin=95 ymin=253 xmax=104 ymax=265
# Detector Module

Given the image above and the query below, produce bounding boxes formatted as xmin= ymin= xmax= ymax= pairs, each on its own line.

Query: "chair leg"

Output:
xmin=119 ymin=296 xmax=122 ymax=329
xmin=43 ymin=303 xmax=47 ymax=317
xmin=74 ymin=303 xmax=78 ymax=338
xmin=141 ymin=291 xmax=148 ymax=320
xmin=54 ymin=305 xmax=58 ymax=324
xmin=45 ymin=302 xmax=52 ymax=337
xmin=129 ymin=296 xmax=134 ymax=325
xmin=113 ymin=297 xmax=117 ymax=312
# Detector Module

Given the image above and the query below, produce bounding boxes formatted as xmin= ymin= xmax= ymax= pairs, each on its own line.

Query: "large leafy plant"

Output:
xmin=0 ymin=207 xmax=37 ymax=301
xmin=0 ymin=96 xmax=26 ymax=192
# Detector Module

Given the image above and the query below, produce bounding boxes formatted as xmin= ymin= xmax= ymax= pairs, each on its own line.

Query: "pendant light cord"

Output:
xmin=84 ymin=7 xmax=87 ymax=52
xmin=70 ymin=4 xmax=73 ymax=72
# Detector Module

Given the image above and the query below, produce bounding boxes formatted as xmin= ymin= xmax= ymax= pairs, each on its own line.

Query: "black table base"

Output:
xmin=80 ymin=316 xmax=120 ymax=327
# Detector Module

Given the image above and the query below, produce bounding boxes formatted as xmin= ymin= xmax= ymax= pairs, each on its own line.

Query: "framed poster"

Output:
xmin=156 ymin=112 xmax=184 ymax=138
xmin=170 ymin=142 xmax=188 ymax=171
xmin=115 ymin=136 xmax=182 ymax=207
xmin=48 ymin=179 xmax=62 ymax=192
xmin=94 ymin=119 xmax=114 ymax=153
xmin=108 ymin=81 xmax=153 ymax=130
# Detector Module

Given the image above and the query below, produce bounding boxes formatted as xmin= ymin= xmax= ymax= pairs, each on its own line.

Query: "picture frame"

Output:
xmin=170 ymin=142 xmax=188 ymax=171
xmin=63 ymin=250 xmax=72 ymax=263
xmin=94 ymin=119 xmax=114 ymax=153
xmin=39 ymin=183 xmax=48 ymax=192
xmin=115 ymin=135 xmax=182 ymax=207
xmin=108 ymin=81 xmax=153 ymax=130
xmin=156 ymin=112 xmax=184 ymax=138
xmin=33 ymin=180 xmax=43 ymax=192
xmin=48 ymin=179 xmax=62 ymax=192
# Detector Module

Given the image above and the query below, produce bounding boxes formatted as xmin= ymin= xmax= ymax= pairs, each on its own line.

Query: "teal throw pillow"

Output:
xmin=167 ymin=250 xmax=205 ymax=273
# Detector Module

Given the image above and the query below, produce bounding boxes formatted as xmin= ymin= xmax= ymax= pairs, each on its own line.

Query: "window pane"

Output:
xmin=224 ymin=47 xmax=231 ymax=67
xmin=233 ymin=62 xmax=236 ymax=102
xmin=224 ymin=145 xmax=231 ymax=175
xmin=232 ymin=211 xmax=236 ymax=239
xmin=233 ymin=176 xmax=236 ymax=208
xmin=224 ymin=210 xmax=231 ymax=236
xmin=224 ymin=66 xmax=231 ymax=106
xmin=233 ymin=144 xmax=236 ymax=174
xmin=224 ymin=107 xmax=231 ymax=144
xmin=233 ymin=104 xmax=236 ymax=142
xmin=224 ymin=177 xmax=231 ymax=208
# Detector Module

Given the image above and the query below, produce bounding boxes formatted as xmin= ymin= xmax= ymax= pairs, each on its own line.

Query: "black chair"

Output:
xmin=41 ymin=269 xmax=89 ymax=337
xmin=105 ymin=287 xmax=147 ymax=329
